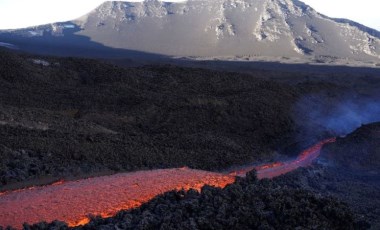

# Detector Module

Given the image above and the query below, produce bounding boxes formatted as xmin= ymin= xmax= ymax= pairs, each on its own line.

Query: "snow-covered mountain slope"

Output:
xmin=1 ymin=0 xmax=380 ymax=61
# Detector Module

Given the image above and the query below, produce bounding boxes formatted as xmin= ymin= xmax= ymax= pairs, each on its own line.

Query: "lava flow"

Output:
xmin=0 ymin=139 xmax=335 ymax=229
xmin=229 ymin=138 xmax=336 ymax=178
xmin=0 ymin=168 xmax=235 ymax=229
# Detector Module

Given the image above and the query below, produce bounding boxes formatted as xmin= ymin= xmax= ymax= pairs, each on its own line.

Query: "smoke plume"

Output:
xmin=293 ymin=93 xmax=380 ymax=142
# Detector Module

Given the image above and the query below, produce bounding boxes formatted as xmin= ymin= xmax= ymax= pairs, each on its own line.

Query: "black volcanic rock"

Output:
xmin=0 ymin=48 xmax=304 ymax=187
xmin=272 ymin=123 xmax=380 ymax=229
xmin=322 ymin=122 xmax=380 ymax=171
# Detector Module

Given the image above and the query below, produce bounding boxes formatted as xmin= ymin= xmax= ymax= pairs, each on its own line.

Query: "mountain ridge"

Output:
xmin=1 ymin=0 xmax=380 ymax=61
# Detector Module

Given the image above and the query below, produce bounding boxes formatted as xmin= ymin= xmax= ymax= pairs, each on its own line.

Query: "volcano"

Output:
xmin=1 ymin=0 xmax=380 ymax=61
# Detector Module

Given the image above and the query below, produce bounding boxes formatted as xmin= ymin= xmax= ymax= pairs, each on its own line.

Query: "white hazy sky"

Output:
xmin=0 ymin=0 xmax=379 ymax=30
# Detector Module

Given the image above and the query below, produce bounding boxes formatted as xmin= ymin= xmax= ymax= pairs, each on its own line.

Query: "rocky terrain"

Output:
xmin=6 ymin=171 xmax=366 ymax=230
xmin=279 ymin=165 xmax=380 ymax=230
xmin=322 ymin=122 xmax=380 ymax=171
xmin=0 ymin=46 xmax=380 ymax=229
xmin=0 ymin=47 xmax=301 ymax=188
xmin=4 ymin=46 xmax=379 ymax=189
xmin=274 ymin=123 xmax=380 ymax=229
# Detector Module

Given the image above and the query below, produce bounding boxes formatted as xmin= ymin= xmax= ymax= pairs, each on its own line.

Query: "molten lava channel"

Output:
xmin=230 ymin=138 xmax=336 ymax=178
xmin=0 ymin=138 xmax=336 ymax=229
xmin=0 ymin=168 xmax=235 ymax=228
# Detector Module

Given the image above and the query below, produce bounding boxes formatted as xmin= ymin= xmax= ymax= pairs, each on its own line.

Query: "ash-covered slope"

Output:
xmin=1 ymin=0 xmax=380 ymax=61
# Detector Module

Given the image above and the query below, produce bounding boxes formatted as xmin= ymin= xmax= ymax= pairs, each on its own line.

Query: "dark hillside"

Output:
xmin=0 ymin=49 xmax=343 ymax=187
xmin=322 ymin=122 xmax=380 ymax=170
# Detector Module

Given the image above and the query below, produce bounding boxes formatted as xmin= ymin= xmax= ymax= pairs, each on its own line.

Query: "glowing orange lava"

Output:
xmin=0 ymin=138 xmax=335 ymax=229
xmin=51 ymin=179 xmax=65 ymax=186
xmin=229 ymin=138 xmax=336 ymax=178
xmin=0 ymin=168 xmax=235 ymax=229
